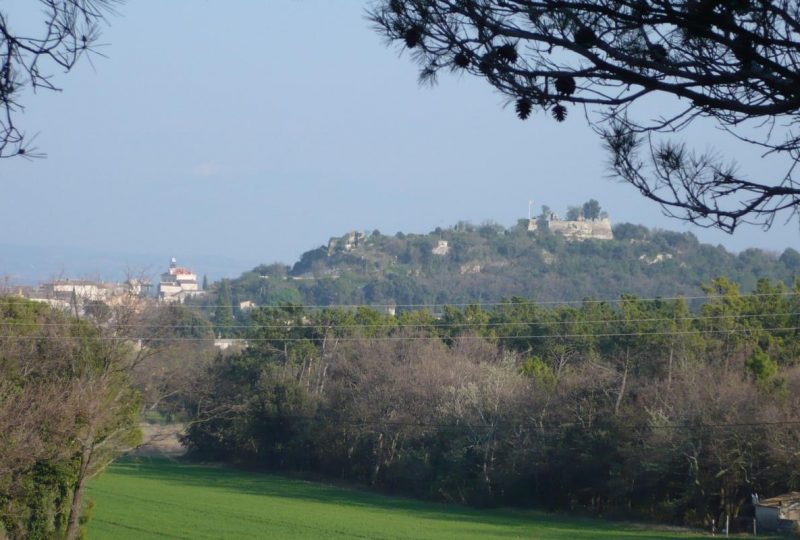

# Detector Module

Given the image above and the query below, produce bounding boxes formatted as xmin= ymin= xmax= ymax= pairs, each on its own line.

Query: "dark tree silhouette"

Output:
xmin=582 ymin=198 xmax=602 ymax=220
xmin=369 ymin=0 xmax=800 ymax=232
xmin=0 ymin=1 xmax=117 ymax=159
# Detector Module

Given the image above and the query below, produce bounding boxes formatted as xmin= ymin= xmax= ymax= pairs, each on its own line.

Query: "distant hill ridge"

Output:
xmin=214 ymin=220 xmax=800 ymax=309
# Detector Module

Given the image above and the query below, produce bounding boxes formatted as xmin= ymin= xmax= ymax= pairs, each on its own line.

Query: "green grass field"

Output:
xmin=86 ymin=459 xmax=707 ymax=539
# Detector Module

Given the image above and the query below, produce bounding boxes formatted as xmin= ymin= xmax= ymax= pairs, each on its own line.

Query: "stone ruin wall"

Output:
xmin=529 ymin=217 xmax=614 ymax=240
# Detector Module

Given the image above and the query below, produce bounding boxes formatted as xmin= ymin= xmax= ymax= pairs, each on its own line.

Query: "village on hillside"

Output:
xmin=6 ymin=257 xmax=204 ymax=313
xmin=5 ymin=202 xmax=616 ymax=315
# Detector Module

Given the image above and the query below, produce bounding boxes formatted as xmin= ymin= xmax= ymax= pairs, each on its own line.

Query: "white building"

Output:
xmin=43 ymin=279 xmax=112 ymax=302
xmin=239 ymin=300 xmax=257 ymax=311
xmin=157 ymin=258 xmax=204 ymax=303
xmin=28 ymin=278 xmax=151 ymax=313
xmin=431 ymin=240 xmax=450 ymax=256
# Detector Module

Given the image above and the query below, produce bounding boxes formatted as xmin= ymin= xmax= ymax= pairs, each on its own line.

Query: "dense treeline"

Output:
xmin=199 ymin=220 xmax=800 ymax=336
xmin=184 ymin=278 xmax=800 ymax=531
xmin=0 ymin=298 xmax=142 ymax=539
xmin=0 ymin=297 xmax=216 ymax=539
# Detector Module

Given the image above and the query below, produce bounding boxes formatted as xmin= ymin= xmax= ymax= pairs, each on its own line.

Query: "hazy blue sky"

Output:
xmin=1 ymin=1 xmax=798 ymax=278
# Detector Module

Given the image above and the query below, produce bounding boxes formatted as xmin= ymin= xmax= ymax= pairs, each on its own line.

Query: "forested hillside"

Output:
xmin=201 ymin=218 xmax=800 ymax=324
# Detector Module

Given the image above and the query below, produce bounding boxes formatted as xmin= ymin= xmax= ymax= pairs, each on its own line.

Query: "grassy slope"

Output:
xmin=86 ymin=459 xmax=705 ymax=540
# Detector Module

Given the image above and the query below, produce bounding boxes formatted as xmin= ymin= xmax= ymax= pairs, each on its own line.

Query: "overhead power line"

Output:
xmin=179 ymin=289 xmax=800 ymax=310
xmin=4 ymin=290 xmax=800 ymax=311
xmin=187 ymin=414 xmax=800 ymax=432
xmin=3 ymin=309 xmax=800 ymax=330
xmin=2 ymin=325 xmax=798 ymax=342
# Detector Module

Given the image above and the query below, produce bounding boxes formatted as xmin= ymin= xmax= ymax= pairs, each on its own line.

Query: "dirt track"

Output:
xmin=133 ymin=423 xmax=186 ymax=457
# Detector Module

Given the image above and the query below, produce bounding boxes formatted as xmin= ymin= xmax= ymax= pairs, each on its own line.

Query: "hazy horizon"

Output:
xmin=2 ymin=211 xmax=798 ymax=286
xmin=1 ymin=1 xmax=797 ymax=282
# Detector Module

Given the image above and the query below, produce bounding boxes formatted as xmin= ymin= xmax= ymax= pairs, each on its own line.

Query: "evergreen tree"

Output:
xmin=582 ymin=199 xmax=602 ymax=220
xmin=370 ymin=0 xmax=800 ymax=231
xmin=214 ymin=280 xmax=235 ymax=338
xmin=566 ymin=206 xmax=582 ymax=221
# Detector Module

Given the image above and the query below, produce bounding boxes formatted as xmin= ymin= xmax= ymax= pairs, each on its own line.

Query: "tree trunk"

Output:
xmin=316 ymin=363 xmax=329 ymax=396
xmin=614 ymin=348 xmax=630 ymax=417
xmin=66 ymin=442 xmax=93 ymax=540
xmin=371 ymin=432 xmax=384 ymax=486
xmin=667 ymin=343 xmax=674 ymax=389
xmin=482 ymin=428 xmax=496 ymax=493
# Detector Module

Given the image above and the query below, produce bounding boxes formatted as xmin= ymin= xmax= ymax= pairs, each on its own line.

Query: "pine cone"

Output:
xmin=497 ymin=43 xmax=518 ymax=64
xmin=574 ymin=27 xmax=596 ymax=47
xmin=551 ymin=104 xmax=567 ymax=122
xmin=403 ymin=26 xmax=423 ymax=48
xmin=555 ymin=75 xmax=576 ymax=96
xmin=516 ymin=98 xmax=532 ymax=120
xmin=453 ymin=52 xmax=470 ymax=69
